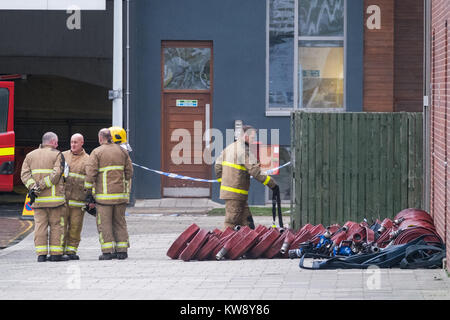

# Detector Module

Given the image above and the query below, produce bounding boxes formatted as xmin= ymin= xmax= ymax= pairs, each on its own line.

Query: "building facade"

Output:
xmin=0 ymin=0 xmax=427 ymax=207
xmin=429 ymin=0 xmax=450 ymax=271
xmin=129 ymin=0 xmax=424 ymax=205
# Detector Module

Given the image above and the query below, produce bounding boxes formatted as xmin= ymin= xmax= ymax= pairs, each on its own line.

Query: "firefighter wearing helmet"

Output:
xmin=109 ymin=126 xmax=132 ymax=152
xmin=85 ymin=128 xmax=133 ymax=260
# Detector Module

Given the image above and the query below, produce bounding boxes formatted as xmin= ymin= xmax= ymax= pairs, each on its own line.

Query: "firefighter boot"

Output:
xmin=48 ymin=255 xmax=69 ymax=262
xmin=99 ymin=253 xmax=114 ymax=260
xmin=116 ymin=252 xmax=128 ymax=260
xmin=37 ymin=255 xmax=47 ymax=262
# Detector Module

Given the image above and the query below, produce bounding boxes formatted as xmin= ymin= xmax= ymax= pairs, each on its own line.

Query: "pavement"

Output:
xmin=0 ymin=199 xmax=450 ymax=301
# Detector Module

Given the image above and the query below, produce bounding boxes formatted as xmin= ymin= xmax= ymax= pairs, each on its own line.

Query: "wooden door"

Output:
xmin=161 ymin=41 xmax=213 ymax=197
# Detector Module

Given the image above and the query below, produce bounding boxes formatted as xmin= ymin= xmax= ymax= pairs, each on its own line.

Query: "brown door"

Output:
xmin=161 ymin=41 xmax=213 ymax=197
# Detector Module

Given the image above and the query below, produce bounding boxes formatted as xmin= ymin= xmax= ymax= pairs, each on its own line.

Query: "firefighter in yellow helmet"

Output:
xmin=109 ymin=126 xmax=132 ymax=152
xmin=109 ymin=126 xmax=133 ymax=205
xmin=85 ymin=128 xmax=133 ymax=260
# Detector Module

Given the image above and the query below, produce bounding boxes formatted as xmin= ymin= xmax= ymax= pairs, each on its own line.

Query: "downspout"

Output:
xmin=111 ymin=0 xmax=123 ymax=127
xmin=126 ymin=0 xmax=135 ymax=206
xmin=423 ymin=0 xmax=431 ymax=212
xmin=126 ymin=0 xmax=130 ymax=140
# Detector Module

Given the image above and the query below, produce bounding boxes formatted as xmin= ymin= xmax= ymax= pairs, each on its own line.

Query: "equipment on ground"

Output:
xmin=167 ymin=208 xmax=445 ymax=270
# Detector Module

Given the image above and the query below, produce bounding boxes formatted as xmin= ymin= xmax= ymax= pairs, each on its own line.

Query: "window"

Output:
xmin=267 ymin=0 xmax=295 ymax=109
xmin=0 ymin=88 xmax=9 ymax=133
xmin=163 ymin=47 xmax=211 ymax=90
xmin=267 ymin=0 xmax=346 ymax=114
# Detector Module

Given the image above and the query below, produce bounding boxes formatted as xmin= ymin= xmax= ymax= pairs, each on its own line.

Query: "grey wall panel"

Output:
xmin=0 ymin=0 xmax=113 ymax=86
xmin=130 ymin=0 xmax=364 ymax=204
xmin=130 ymin=0 xmax=291 ymax=204
xmin=0 ymin=2 xmax=113 ymax=58
xmin=346 ymin=0 xmax=364 ymax=112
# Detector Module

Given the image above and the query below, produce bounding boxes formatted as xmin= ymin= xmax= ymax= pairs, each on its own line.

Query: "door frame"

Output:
xmin=160 ymin=40 xmax=214 ymax=197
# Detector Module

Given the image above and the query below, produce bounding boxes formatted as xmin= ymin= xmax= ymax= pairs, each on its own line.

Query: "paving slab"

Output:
xmin=0 ymin=212 xmax=449 ymax=300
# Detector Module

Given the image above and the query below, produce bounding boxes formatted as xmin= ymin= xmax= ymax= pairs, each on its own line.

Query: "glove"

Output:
xmin=28 ymin=186 xmax=40 ymax=205
xmin=84 ymin=204 xmax=97 ymax=217
xmin=28 ymin=190 xmax=38 ymax=205
xmin=85 ymin=194 xmax=96 ymax=216
xmin=59 ymin=152 xmax=69 ymax=182
xmin=86 ymin=194 xmax=95 ymax=205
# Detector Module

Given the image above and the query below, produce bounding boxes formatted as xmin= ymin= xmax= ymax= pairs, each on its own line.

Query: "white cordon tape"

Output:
xmin=132 ymin=162 xmax=291 ymax=183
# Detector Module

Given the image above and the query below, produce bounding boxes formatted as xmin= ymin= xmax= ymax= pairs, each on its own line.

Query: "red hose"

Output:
xmin=393 ymin=226 xmax=442 ymax=245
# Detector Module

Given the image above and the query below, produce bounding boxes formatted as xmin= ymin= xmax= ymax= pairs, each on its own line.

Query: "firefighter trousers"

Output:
xmin=224 ymin=199 xmax=254 ymax=230
xmin=96 ymin=203 xmax=129 ymax=253
xmin=64 ymin=206 xmax=85 ymax=254
xmin=33 ymin=205 xmax=66 ymax=256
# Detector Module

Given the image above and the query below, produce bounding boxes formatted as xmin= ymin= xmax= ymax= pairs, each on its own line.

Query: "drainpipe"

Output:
xmin=126 ymin=0 xmax=136 ymax=206
xmin=111 ymin=0 xmax=123 ymax=127
xmin=126 ymin=0 xmax=130 ymax=140
xmin=423 ymin=0 xmax=431 ymax=212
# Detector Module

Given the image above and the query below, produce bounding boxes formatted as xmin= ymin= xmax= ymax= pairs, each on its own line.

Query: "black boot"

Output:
xmin=48 ymin=255 xmax=69 ymax=262
xmin=99 ymin=253 xmax=114 ymax=260
xmin=116 ymin=252 xmax=128 ymax=260
xmin=65 ymin=254 xmax=80 ymax=260
xmin=37 ymin=255 xmax=47 ymax=262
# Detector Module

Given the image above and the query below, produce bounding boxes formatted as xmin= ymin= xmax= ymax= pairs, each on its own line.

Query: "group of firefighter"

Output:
xmin=20 ymin=127 xmax=133 ymax=262
xmin=20 ymin=124 xmax=279 ymax=262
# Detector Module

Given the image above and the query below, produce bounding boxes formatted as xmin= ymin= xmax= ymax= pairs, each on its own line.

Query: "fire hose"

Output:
xmin=166 ymin=208 xmax=445 ymax=269
xmin=272 ymin=186 xmax=283 ymax=229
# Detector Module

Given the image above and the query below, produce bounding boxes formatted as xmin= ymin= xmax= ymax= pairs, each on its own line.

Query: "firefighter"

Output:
xmin=21 ymin=132 xmax=68 ymax=262
xmin=85 ymin=128 xmax=133 ymax=260
xmin=62 ymin=133 xmax=89 ymax=260
xmin=109 ymin=126 xmax=133 ymax=203
xmin=214 ymin=125 xmax=279 ymax=230
xmin=109 ymin=126 xmax=132 ymax=152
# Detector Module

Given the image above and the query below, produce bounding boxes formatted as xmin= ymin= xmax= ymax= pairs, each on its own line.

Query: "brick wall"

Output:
xmin=430 ymin=0 xmax=450 ymax=271
xmin=363 ymin=0 xmax=424 ymax=113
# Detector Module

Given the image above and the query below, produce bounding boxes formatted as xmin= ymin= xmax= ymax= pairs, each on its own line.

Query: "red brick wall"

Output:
xmin=430 ymin=0 xmax=450 ymax=271
xmin=394 ymin=0 xmax=424 ymax=112
xmin=364 ymin=0 xmax=395 ymax=112
xmin=363 ymin=0 xmax=424 ymax=113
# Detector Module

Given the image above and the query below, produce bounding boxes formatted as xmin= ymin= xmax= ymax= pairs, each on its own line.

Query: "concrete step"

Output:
xmin=129 ymin=198 xmax=224 ymax=215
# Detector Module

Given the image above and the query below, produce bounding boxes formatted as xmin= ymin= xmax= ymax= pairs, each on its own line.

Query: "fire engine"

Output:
xmin=0 ymin=80 xmax=15 ymax=191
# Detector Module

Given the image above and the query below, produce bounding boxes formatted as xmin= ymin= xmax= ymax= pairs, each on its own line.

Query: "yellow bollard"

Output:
xmin=21 ymin=194 xmax=34 ymax=220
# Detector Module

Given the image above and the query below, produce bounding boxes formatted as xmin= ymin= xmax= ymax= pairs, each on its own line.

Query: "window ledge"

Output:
xmin=265 ymin=109 xmax=293 ymax=117
xmin=266 ymin=108 xmax=346 ymax=117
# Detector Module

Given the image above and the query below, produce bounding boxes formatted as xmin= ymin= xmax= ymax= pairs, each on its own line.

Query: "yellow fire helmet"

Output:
xmin=109 ymin=126 xmax=132 ymax=152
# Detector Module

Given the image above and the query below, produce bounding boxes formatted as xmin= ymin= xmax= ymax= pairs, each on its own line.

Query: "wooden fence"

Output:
xmin=290 ymin=112 xmax=423 ymax=230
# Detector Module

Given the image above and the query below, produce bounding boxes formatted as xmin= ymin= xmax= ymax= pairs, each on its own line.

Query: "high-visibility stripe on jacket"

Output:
xmin=20 ymin=145 xmax=66 ymax=208
xmin=63 ymin=149 xmax=90 ymax=207
xmin=214 ymin=140 xmax=277 ymax=200
xmin=85 ymin=142 xmax=133 ymax=205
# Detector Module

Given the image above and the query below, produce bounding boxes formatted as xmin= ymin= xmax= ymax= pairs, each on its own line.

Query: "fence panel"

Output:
xmin=290 ymin=112 xmax=423 ymax=229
